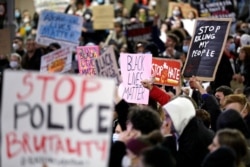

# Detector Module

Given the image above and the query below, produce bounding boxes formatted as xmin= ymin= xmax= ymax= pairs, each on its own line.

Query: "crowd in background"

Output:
xmin=2 ymin=0 xmax=250 ymax=167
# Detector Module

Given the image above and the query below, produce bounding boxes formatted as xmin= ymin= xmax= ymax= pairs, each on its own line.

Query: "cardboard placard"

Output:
xmin=120 ymin=53 xmax=152 ymax=104
xmin=36 ymin=10 xmax=83 ymax=48
xmin=152 ymin=58 xmax=181 ymax=86
xmin=92 ymin=5 xmax=114 ymax=30
xmin=40 ymin=47 xmax=72 ymax=73
xmin=1 ymin=70 xmax=115 ymax=167
xmin=94 ymin=46 xmax=121 ymax=85
xmin=77 ymin=45 xmax=100 ymax=75
xmin=182 ymin=18 xmax=232 ymax=81
xmin=33 ymin=0 xmax=71 ymax=13
xmin=167 ymin=2 xmax=198 ymax=19
xmin=0 ymin=28 xmax=11 ymax=55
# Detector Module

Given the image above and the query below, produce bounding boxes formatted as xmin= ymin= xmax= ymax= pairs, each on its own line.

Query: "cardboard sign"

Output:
xmin=182 ymin=18 xmax=232 ymax=81
xmin=94 ymin=46 xmax=121 ymax=84
xmin=0 ymin=28 xmax=11 ymax=55
xmin=36 ymin=10 xmax=83 ymax=48
xmin=33 ymin=0 xmax=71 ymax=13
xmin=77 ymin=45 xmax=100 ymax=75
xmin=193 ymin=0 xmax=236 ymax=21
xmin=92 ymin=5 xmax=114 ymax=30
xmin=120 ymin=53 xmax=152 ymax=104
xmin=40 ymin=47 xmax=72 ymax=73
xmin=152 ymin=58 xmax=181 ymax=86
xmin=167 ymin=2 xmax=198 ymax=19
xmin=126 ymin=21 xmax=153 ymax=42
xmin=1 ymin=70 xmax=115 ymax=167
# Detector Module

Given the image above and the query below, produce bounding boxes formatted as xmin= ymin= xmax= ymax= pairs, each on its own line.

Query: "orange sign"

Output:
xmin=152 ymin=58 xmax=181 ymax=86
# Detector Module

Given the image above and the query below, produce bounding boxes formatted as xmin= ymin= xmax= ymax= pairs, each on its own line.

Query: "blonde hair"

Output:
xmin=223 ymin=94 xmax=250 ymax=113
xmin=10 ymin=53 xmax=22 ymax=62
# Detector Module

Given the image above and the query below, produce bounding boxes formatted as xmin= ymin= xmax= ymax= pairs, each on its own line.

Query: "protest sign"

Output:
xmin=1 ymin=70 xmax=115 ymax=167
xmin=192 ymin=0 xmax=236 ymax=21
xmin=92 ymin=5 xmax=114 ymax=30
xmin=155 ymin=0 xmax=168 ymax=20
xmin=167 ymin=2 xmax=198 ymax=19
xmin=126 ymin=21 xmax=153 ymax=42
xmin=33 ymin=0 xmax=70 ymax=13
xmin=152 ymin=58 xmax=181 ymax=86
xmin=40 ymin=47 xmax=72 ymax=73
xmin=77 ymin=45 xmax=100 ymax=75
xmin=36 ymin=10 xmax=83 ymax=49
xmin=0 ymin=28 xmax=11 ymax=55
xmin=94 ymin=46 xmax=120 ymax=84
xmin=182 ymin=18 xmax=232 ymax=81
xmin=120 ymin=53 xmax=152 ymax=104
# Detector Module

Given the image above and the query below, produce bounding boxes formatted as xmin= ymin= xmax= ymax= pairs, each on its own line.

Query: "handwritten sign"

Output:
xmin=152 ymin=58 xmax=181 ymax=86
xmin=33 ymin=0 xmax=71 ymax=13
xmin=36 ymin=10 xmax=83 ymax=48
xmin=77 ymin=45 xmax=100 ymax=75
xmin=120 ymin=53 xmax=152 ymax=104
xmin=92 ymin=5 xmax=114 ymax=30
xmin=193 ymin=0 xmax=236 ymax=21
xmin=0 ymin=28 xmax=11 ymax=55
xmin=40 ymin=47 xmax=72 ymax=73
xmin=1 ymin=70 xmax=115 ymax=167
xmin=167 ymin=2 xmax=198 ymax=18
xmin=182 ymin=18 xmax=231 ymax=81
xmin=94 ymin=46 xmax=121 ymax=84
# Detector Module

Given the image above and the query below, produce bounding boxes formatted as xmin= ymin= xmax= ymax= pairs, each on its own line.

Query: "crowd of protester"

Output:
xmin=2 ymin=0 xmax=250 ymax=167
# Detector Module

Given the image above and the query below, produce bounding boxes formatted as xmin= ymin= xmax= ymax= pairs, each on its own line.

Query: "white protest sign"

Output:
xmin=94 ymin=46 xmax=121 ymax=85
xmin=40 ymin=47 xmax=72 ymax=73
xmin=1 ymin=70 xmax=115 ymax=167
xmin=33 ymin=0 xmax=71 ymax=13
xmin=36 ymin=10 xmax=83 ymax=49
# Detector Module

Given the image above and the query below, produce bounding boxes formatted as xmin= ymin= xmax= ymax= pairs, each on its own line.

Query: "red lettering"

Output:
xmin=22 ymin=133 xmax=32 ymax=153
xmin=37 ymin=75 xmax=55 ymax=102
xmin=55 ymin=137 xmax=65 ymax=153
xmin=80 ymin=141 xmax=92 ymax=158
xmin=34 ymin=135 xmax=46 ymax=152
xmin=66 ymin=138 xmax=81 ymax=156
xmin=6 ymin=132 xmax=22 ymax=158
xmin=54 ymin=77 xmax=76 ymax=103
xmin=95 ymin=140 xmax=108 ymax=160
xmin=80 ymin=79 xmax=101 ymax=107
xmin=16 ymin=73 xmax=33 ymax=100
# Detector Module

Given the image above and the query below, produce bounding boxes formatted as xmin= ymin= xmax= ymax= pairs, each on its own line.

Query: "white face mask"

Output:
xmin=150 ymin=0 xmax=156 ymax=6
xmin=112 ymin=133 xmax=119 ymax=142
xmin=23 ymin=17 xmax=30 ymax=23
xmin=9 ymin=61 xmax=19 ymax=69
xmin=122 ymin=155 xmax=132 ymax=167
xmin=13 ymin=43 xmax=19 ymax=50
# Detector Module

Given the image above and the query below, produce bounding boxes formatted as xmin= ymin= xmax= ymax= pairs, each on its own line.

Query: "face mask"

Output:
xmin=15 ymin=11 xmax=20 ymax=18
xmin=9 ymin=61 xmax=19 ymax=69
xmin=23 ymin=17 xmax=30 ymax=23
xmin=84 ymin=14 xmax=91 ymax=20
xmin=112 ymin=133 xmax=119 ymax=142
xmin=150 ymin=0 xmax=157 ymax=6
xmin=173 ymin=10 xmax=180 ymax=16
xmin=182 ymin=45 xmax=189 ymax=53
xmin=229 ymin=43 xmax=236 ymax=52
xmin=121 ymin=155 xmax=132 ymax=167
xmin=13 ymin=43 xmax=19 ymax=50
xmin=25 ymin=25 xmax=31 ymax=32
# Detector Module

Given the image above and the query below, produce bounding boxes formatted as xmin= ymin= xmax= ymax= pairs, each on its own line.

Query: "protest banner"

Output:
xmin=126 ymin=21 xmax=153 ymax=43
xmin=36 ymin=10 xmax=83 ymax=49
xmin=0 ymin=28 xmax=11 ymax=55
xmin=77 ymin=45 xmax=100 ymax=75
xmin=182 ymin=18 xmax=232 ymax=81
xmin=155 ymin=0 xmax=168 ymax=20
xmin=192 ymin=0 xmax=236 ymax=21
xmin=120 ymin=53 xmax=152 ymax=104
xmin=92 ymin=5 xmax=114 ymax=30
xmin=1 ymin=70 xmax=115 ymax=167
xmin=167 ymin=2 xmax=198 ymax=19
xmin=33 ymin=0 xmax=70 ymax=13
xmin=94 ymin=46 xmax=121 ymax=85
xmin=40 ymin=47 xmax=72 ymax=73
xmin=152 ymin=58 xmax=181 ymax=86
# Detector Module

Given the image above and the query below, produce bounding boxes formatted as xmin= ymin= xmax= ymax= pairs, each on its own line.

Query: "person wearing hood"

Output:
xmin=9 ymin=53 xmax=22 ymax=70
xmin=163 ymin=95 xmax=214 ymax=167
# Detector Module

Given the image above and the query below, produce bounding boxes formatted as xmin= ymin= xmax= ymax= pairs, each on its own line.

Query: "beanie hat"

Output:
xmin=240 ymin=34 xmax=250 ymax=46
xmin=126 ymin=138 xmax=150 ymax=156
